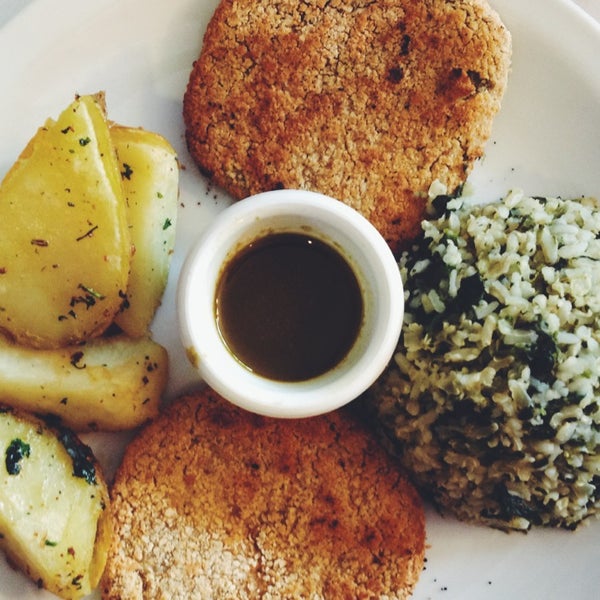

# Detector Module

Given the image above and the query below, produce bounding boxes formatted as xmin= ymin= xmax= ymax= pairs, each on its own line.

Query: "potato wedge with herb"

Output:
xmin=111 ymin=125 xmax=179 ymax=337
xmin=0 ymin=406 xmax=111 ymax=599
xmin=0 ymin=333 xmax=167 ymax=431
xmin=0 ymin=94 xmax=130 ymax=349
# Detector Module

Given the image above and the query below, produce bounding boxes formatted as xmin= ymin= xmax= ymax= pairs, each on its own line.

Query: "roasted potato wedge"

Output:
xmin=0 ymin=406 xmax=111 ymax=599
xmin=111 ymin=125 xmax=179 ymax=337
xmin=0 ymin=94 xmax=130 ymax=349
xmin=0 ymin=333 xmax=167 ymax=431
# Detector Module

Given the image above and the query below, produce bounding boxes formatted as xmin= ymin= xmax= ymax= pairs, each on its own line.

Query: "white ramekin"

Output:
xmin=177 ymin=189 xmax=403 ymax=418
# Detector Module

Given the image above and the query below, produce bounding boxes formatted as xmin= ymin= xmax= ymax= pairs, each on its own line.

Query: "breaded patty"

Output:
xmin=101 ymin=388 xmax=426 ymax=599
xmin=183 ymin=0 xmax=511 ymax=252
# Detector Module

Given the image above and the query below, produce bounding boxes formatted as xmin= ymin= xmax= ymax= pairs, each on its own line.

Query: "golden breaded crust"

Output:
xmin=101 ymin=389 xmax=425 ymax=599
xmin=183 ymin=0 xmax=511 ymax=252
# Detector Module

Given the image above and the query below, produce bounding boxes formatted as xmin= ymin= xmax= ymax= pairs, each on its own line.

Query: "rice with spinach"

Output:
xmin=369 ymin=188 xmax=600 ymax=531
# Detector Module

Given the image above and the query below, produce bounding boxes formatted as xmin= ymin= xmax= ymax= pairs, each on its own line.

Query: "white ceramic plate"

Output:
xmin=0 ymin=0 xmax=599 ymax=598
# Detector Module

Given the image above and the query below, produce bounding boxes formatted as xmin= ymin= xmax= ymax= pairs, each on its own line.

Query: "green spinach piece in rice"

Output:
xmin=369 ymin=189 xmax=600 ymax=531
